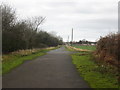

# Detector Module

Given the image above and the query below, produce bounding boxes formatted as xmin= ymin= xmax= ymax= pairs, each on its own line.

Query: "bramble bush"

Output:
xmin=96 ymin=33 xmax=120 ymax=67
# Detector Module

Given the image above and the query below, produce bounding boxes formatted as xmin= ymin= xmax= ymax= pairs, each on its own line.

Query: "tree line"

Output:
xmin=76 ymin=39 xmax=97 ymax=45
xmin=1 ymin=4 xmax=63 ymax=53
xmin=68 ymin=39 xmax=97 ymax=45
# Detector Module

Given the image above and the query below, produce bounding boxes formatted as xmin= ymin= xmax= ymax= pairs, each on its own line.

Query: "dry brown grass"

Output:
xmin=2 ymin=47 xmax=56 ymax=61
xmin=66 ymin=45 xmax=91 ymax=52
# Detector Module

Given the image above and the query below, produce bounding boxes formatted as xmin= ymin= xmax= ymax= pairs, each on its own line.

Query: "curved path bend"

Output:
xmin=3 ymin=47 xmax=90 ymax=88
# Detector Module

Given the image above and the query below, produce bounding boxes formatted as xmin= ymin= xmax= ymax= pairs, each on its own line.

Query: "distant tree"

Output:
xmin=78 ymin=40 xmax=82 ymax=44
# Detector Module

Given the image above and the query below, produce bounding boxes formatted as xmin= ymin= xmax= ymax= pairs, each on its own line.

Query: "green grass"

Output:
xmin=2 ymin=47 xmax=58 ymax=75
xmin=73 ymin=45 xmax=96 ymax=51
xmin=72 ymin=52 xmax=119 ymax=88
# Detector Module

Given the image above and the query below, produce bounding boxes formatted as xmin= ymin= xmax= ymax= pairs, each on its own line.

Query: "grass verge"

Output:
xmin=73 ymin=45 xmax=96 ymax=51
xmin=2 ymin=47 xmax=59 ymax=75
xmin=71 ymin=52 xmax=119 ymax=88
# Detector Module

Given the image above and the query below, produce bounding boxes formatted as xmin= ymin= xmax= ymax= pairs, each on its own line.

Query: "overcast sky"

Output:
xmin=1 ymin=0 xmax=119 ymax=42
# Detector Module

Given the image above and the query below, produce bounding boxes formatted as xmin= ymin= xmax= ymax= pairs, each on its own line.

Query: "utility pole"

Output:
xmin=71 ymin=28 xmax=73 ymax=46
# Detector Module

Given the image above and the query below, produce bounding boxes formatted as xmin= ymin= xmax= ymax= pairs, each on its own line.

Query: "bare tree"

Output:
xmin=24 ymin=16 xmax=46 ymax=48
xmin=33 ymin=16 xmax=45 ymax=31
xmin=27 ymin=16 xmax=46 ymax=32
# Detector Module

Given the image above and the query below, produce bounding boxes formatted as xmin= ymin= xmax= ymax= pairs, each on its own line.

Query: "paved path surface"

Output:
xmin=3 ymin=47 xmax=90 ymax=88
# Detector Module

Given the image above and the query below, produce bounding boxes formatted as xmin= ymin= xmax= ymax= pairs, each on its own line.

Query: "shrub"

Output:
xmin=96 ymin=33 xmax=120 ymax=67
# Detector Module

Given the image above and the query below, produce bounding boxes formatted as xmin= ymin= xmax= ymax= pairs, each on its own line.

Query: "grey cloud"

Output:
xmin=1 ymin=0 xmax=118 ymax=41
